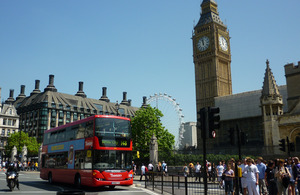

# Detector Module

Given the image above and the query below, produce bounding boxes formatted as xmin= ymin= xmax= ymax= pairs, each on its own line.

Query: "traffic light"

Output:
xmin=290 ymin=142 xmax=295 ymax=152
xmin=241 ymin=132 xmax=248 ymax=145
xmin=137 ymin=151 xmax=140 ymax=158
xmin=208 ymin=107 xmax=220 ymax=138
xmin=197 ymin=108 xmax=206 ymax=138
xmin=229 ymin=128 xmax=235 ymax=145
xmin=279 ymin=139 xmax=286 ymax=152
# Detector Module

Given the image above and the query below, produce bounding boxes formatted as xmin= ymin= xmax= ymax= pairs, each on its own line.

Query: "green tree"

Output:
xmin=5 ymin=132 xmax=40 ymax=157
xmin=131 ymin=105 xmax=175 ymax=160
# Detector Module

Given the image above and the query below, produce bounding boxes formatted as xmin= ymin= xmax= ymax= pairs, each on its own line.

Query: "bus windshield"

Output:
xmin=95 ymin=118 xmax=131 ymax=138
xmin=93 ymin=150 xmax=132 ymax=171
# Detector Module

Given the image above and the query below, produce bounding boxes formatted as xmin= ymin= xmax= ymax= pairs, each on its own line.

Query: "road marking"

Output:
xmin=131 ymin=187 xmax=160 ymax=195
xmin=0 ymin=191 xmax=56 ymax=194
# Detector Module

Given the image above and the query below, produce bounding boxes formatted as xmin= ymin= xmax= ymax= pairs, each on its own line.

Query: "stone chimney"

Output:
xmin=75 ymin=81 xmax=87 ymax=98
xmin=121 ymin=92 xmax=129 ymax=105
xmin=44 ymin=74 xmax=57 ymax=92
xmin=16 ymin=85 xmax=26 ymax=100
xmin=5 ymin=89 xmax=15 ymax=104
xmin=31 ymin=80 xmax=41 ymax=95
xmin=99 ymin=87 xmax=110 ymax=102
xmin=141 ymin=96 xmax=148 ymax=108
xmin=128 ymin=99 xmax=132 ymax=106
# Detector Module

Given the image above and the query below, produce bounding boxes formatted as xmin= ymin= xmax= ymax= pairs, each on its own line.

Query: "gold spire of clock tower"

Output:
xmin=193 ymin=0 xmax=232 ymax=110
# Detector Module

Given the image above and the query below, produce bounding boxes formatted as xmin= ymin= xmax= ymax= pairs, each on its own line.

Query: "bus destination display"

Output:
xmin=100 ymin=139 xmax=129 ymax=147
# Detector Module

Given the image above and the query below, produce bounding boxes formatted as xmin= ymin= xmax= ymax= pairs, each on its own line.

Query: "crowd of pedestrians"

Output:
xmin=184 ymin=157 xmax=300 ymax=195
xmin=136 ymin=156 xmax=300 ymax=195
xmin=1 ymin=160 xmax=38 ymax=171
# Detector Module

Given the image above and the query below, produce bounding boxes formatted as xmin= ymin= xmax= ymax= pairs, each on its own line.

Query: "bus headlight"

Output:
xmin=128 ymin=174 xmax=133 ymax=178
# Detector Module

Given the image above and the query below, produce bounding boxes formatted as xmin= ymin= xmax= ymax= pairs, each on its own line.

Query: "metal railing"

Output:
xmin=144 ymin=171 xmax=237 ymax=195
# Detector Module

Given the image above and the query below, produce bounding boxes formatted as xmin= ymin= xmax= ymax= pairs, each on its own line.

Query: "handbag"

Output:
xmin=282 ymin=168 xmax=290 ymax=188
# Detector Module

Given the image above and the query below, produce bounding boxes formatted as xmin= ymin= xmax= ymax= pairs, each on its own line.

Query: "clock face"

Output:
xmin=197 ymin=36 xmax=209 ymax=51
xmin=219 ymin=36 xmax=228 ymax=51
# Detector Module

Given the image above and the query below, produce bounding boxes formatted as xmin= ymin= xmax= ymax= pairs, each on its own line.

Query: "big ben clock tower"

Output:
xmin=193 ymin=0 xmax=232 ymax=111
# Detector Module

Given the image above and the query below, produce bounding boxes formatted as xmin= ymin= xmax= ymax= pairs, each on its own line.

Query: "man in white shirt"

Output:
xmin=239 ymin=158 xmax=249 ymax=195
xmin=195 ymin=162 xmax=201 ymax=182
xmin=140 ymin=163 xmax=148 ymax=181
xmin=216 ymin=161 xmax=224 ymax=188
xmin=245 ymin=158 xmax=259 ymax=195
xmin=148 ymin=162 xmax=154 ymax=172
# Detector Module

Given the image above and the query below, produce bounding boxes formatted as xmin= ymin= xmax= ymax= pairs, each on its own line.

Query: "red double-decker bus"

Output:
xmin=40 ymin=115 xmax=133 ymax=188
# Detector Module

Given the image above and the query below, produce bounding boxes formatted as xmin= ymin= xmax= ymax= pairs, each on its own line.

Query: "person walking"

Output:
xmin=265 ymin=160 xmax=278 ymax=195
xmin=132 ymin=161 xmax=136 ymax=176
xmin=140 ymin=163 xmax=148 ymax=181
xmin=216 ymin=161 xmax=224 ymax=188
xmin=245 ymin=158 xmax=259 ymax=195
xmin=223 ymin=164 xmax=235 ymax=195
xmin=275 ymin=159 xmax=291 ymax=195
xmin=147 ymin=162 xmax=154 ymax=180
xmin=257 ymin=157 xmax=268 ymax=195
xmin=148 ymin=161 xmax=154 ymax=172
xmin=162 ymin=161 xmax=167 ymax=176
xmin=286 ymin=158 xmax=296 ymax=195
xmin=195 ymin=162 xmax=201 ymax=182
xmin=183 ymin=163 xmax=189 ymax=177
xmin=239 ymin=158 xmax=249 ymax=195
xmin=293 ymin=157 xmax=300 ymax=195
xmin=207 ymin=163 xmax=212 ymax=181
xmin=189 ymin=162 xmax=194 ymax=177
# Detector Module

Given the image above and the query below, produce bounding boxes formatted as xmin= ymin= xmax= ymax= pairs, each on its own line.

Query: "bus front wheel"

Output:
xmin=74 ymin=174 xmax=81 ymax=188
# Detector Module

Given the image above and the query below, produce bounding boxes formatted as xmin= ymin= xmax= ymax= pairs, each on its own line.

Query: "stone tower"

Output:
xmin=260 ymin=60 xmax=283 ymax=154
xmin=193 ymin=0 xmax=232 ymax=148
xmin=193 ymin=0 xmax=232 ymax=110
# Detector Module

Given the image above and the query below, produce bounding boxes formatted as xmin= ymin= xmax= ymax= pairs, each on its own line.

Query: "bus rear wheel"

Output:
xmin=74 ymin=174 xmax=81 ymax=188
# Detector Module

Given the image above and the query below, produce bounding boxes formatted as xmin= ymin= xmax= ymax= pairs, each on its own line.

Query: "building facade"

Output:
xmin=9 ymin=75 xmax=142 ymax=143
xmin=0 ymin=88 xmax=19 ymax=157
xmin=180 ymin=122 xmax=197 ymax=149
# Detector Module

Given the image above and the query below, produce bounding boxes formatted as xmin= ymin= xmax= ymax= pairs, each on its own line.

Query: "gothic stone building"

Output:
xmin=193 ymin=0 xmax=300 ymax=156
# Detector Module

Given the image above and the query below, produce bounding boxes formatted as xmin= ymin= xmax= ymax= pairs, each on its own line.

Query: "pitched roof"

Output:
xmin=195 ymin=0 xmax=225 ymax=28
xmin=215 ymin=85 xmax=288 ymax=121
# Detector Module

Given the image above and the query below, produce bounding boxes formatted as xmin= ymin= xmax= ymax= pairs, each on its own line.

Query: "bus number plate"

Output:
xmin=112 ymin=182 xmax=120 ymax=184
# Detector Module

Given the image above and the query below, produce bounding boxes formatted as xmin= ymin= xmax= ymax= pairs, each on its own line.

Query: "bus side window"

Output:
xmin=72 ymin=125 xmax=80 ymax=140
xmin=44 ymin=133 xmax=50 ymax=145
xmin=65 ymin=127 xmax=74 ymax=141
xmin=85 ymin=120 xmax=93 ymax=138
xmin=59 ymin=129 xmax=66 ymax=142
xmin=50 ymin=132 xmax=57 ymax=144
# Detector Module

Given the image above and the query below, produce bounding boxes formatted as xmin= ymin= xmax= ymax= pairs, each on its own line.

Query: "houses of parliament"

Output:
xmin=193 ymin=0 xmax=300 ymax=156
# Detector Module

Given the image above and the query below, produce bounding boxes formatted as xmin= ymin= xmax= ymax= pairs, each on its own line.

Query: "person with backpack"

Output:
xmin=140 ymin=163 xmax=148 ymax=181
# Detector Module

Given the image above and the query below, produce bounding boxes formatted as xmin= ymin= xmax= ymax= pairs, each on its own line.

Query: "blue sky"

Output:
xmin=1 ymin=0 xmax=300 ymax=125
